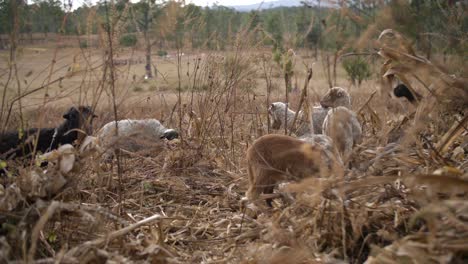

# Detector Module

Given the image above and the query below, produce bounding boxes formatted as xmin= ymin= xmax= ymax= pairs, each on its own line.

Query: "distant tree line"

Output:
xmin=0 ymin=0 xmax=466 ymax=56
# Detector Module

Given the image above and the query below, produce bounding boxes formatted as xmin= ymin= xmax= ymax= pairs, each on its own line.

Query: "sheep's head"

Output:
xmin=161 ymin=129 xmax=179 ymax=140
xmin=320 ymin=87 xmax=351 ymax=108
xmin=268 ymin=102 xmax=289 ymax=130
xmin=63 ymin=106 xmax=97 ymax=136
xmin=393 ymin=83 xmax=421 ymax=104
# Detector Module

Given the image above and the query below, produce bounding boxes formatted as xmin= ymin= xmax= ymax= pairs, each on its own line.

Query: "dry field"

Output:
xmin=0 ymin=31 xmax=467 ymax=263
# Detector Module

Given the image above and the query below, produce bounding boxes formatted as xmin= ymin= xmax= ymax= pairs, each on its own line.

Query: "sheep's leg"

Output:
xmin=246 ymin=167 xmax=270 ymax=204
xmin=264 ymin=185 xmax=275 ymax=207
xmin=245 ymin=164 xmax=257 ymax=202
xmin=246 ymin=183 xmax=261 ymax=204
xmin=255 ymin=170 xmax=280 ymax=207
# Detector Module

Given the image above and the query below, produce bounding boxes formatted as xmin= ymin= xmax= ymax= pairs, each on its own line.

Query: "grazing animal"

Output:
xmin=393 ymin=83 xmax=421 ymax=104
xmin=320 ymin=87 xmax=352 ymax=109
xmin=268 ymin=102 xmax=329 ymax=135
xmin=245 ymin=134 xmax=340 ymax=206
xmin=96 ymin=119 xmax=178 ymax=160
xmin=322 ymin=106 xmax=362 ymax=163
xmin=0 ymin=106 xmax=97 ymax=160
xmin=267 ymin=102 xmax=339 ymax=163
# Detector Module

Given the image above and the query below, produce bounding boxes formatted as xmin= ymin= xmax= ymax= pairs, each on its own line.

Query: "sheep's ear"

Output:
xmin=63 ymin=107 xmax=77 ymax=120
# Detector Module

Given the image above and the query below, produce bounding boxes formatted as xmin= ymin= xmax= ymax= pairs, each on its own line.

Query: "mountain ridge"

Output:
xmin=227 ymin=0 xmax=305 ymax=12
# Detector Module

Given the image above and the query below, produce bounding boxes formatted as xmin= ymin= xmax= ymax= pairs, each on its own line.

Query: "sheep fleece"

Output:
xmin=97 ymin=119 xmax=169 ymax=154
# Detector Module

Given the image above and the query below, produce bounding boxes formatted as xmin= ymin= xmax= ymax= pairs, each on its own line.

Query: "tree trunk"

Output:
xmin=333 ymin=51 xmax=338 ymax=86
xmin=426 ymin=35 xmax=432 ymax=60
xmin=144 ymin=32 xmax=153 ymax=79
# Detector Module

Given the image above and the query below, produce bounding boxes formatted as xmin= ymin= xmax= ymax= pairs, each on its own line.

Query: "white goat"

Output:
xmin=267 ymin=102 xmax=340 ymax=165
xmin=95 ymin=119 xmax=178 ymax=160
xmin=268 ymin=102 xmax=329 ymax=135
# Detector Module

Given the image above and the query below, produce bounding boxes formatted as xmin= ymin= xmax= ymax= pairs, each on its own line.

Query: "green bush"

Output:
xmin=157 ymin=50 xmax=168 ymax=57
xmin=342 ymin=57 xmax=371 ymax=86
xmin=119 ymin=34 xmax=137 ymax=47
xmin=133 ymin=86 xmax=144 ymax=92
xmin=148 ymin=85 xmax=158 ymax=91
xmin=79 ymin=41 xmax=88 ymax=49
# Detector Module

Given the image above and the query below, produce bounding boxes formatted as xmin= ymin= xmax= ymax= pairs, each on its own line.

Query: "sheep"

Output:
xmin=245 ymin=134 xmax=340 ymax=207
xmin=320 ymin=87 xmax=352 ymax=109
xmin=95 ymin=119 xmax=178 ymax=160
xmin=393 ymin=83 xmax=422 ymax=104
xmin=268 ymin=102 xmax=329 ymax=135
xmin=322 ymin=106 xmax=362 ymax=163
xmin=267 ymin=102 xmax=339 ymax=162
xmin=0 ymin=106 xmax=97 ymax=160
xmin=319 ymin=87 xmax=361 ymax=163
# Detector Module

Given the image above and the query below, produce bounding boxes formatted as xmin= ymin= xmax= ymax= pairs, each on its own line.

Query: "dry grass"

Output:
xmin=0 ymin=26 xmax=467 ymax=264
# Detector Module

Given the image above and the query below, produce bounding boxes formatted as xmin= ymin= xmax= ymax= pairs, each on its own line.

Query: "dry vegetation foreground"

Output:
xmin=1 ymin=32 xmax=468 ymax=263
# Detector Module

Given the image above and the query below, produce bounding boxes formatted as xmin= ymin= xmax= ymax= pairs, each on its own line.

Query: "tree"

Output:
xmin=0 ymin=0 xmax=27 ymax=35
xmin=264 ymin=11 xmax=283 ymax=50
xmin=184 ymin=3 xmax=203 ymax=48
xmin=342 ymin=56 xmax=371 ymax=86
xmin=247 ymin=10 xmax=261 ymax=43
xmin=131 ymin=0 xmax=161 ymax=79
xmin=30 ymin=0 xmax=64 ymax=36
xmin=389 ymin=0 xmax=467 ymax=59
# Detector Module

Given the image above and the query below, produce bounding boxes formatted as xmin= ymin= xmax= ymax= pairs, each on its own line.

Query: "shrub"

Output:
xmin=79 ymin=41 xmax=88 ymax=49
xmin=157 ymin=50 xmax=168 ymax=57
xmin=342 ymin=57 xmax=371 ymax=86
xmin=133 ymin=86 xmax=144 ymax=92
xmin=119 ymin=34 xmax=137 ymax=47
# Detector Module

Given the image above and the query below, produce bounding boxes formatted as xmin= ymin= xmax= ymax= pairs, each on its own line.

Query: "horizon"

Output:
xmin=56 ymin=0 xmax=281 ymax=10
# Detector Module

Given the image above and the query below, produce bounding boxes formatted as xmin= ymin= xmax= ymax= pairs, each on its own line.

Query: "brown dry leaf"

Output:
xmin=403 ymin=173 xmax=468 ymax=195
xmin=0 ymin=184 xmax=22 ymax=212
xmin=378 ymin=29 xmax=416 ymax=56
xmin=436 ymin=116 xmax=468 ymax=154
xmin=57 ymin=145 xmax=76 ymax=174
xmin=16 ymin=167 xmax=67 ymax=199
xmin=39 ymin=144 xmax=77 ymax=174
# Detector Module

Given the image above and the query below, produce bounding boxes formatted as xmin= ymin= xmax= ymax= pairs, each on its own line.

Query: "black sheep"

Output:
xmin=0 ymin=106 xmax=97 ymax=160
xmin=393 ymin=84 xmax=422 ymax=104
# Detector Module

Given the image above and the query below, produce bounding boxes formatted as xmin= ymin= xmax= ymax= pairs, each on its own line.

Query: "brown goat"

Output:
xmin=245 ymin=134 xmax=339 ymax=206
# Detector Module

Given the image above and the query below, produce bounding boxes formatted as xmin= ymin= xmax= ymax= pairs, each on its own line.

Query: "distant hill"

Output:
xmin=228 ymin=0 xmax=305 ymax=12
xmin=228 ymin=0 xmax=302 ymax=12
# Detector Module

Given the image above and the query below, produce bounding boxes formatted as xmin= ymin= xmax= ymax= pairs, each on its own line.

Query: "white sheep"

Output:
xmin=268 ymin=102 xmax=329 ymax=135
xmin=268 ymin=102 xmax=341 ymax=166
xmin=95 ymin=119 xmax=178 ymax=160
